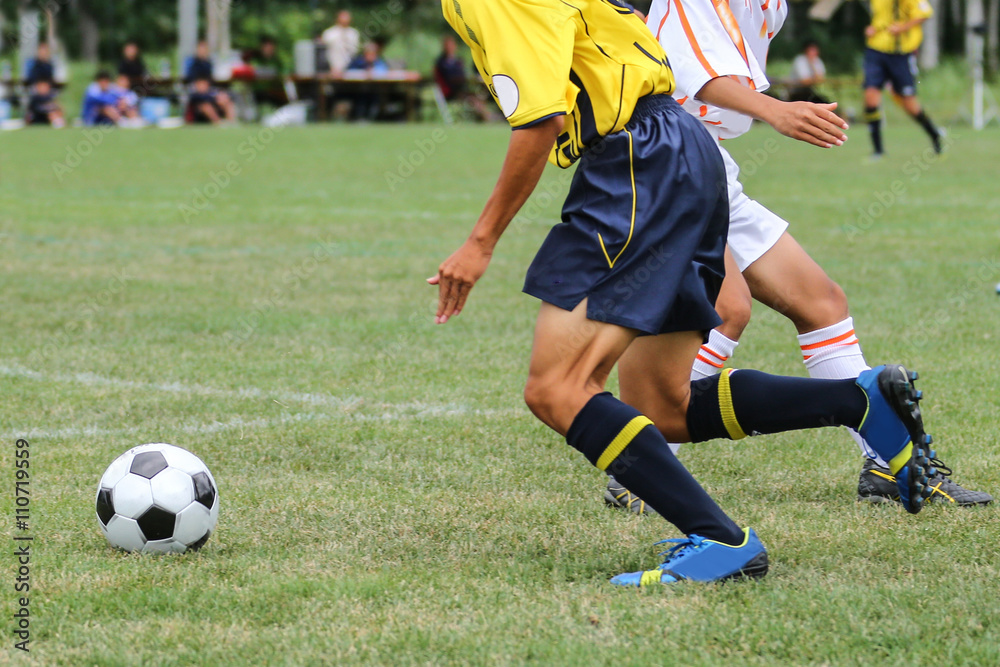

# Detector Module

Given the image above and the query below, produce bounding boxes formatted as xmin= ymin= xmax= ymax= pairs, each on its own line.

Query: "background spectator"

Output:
xmin=81 ymin=71 xmax=120 ymax=126
xmin=343 ymin=43 xmax=390 ymax=121
xmin=188 ymin=76 xmax=236 ymax=125
xmin=112 ymin=73 xmax=142 ymax=123
xmin=322 ymin=10 xmax=360 ymax=75
xmin=247 ymin=35 xmax=287 ymax=108
xmin=26 ymin=42 xmax=55 ymax=84
xmin=788 ymin=40 xmax=829 ymax=104
xmin=118 ymin=41 xmax=149 ymax=88
xmin=434 ymin=35 xmax=490 ymax=122
xmin=185 ymin=40 xmax=214 ymax=84
xmin=26 ymin=80 xmax=64 ymax=127
xmin=347 ymin=42 xmax=389 ymax=76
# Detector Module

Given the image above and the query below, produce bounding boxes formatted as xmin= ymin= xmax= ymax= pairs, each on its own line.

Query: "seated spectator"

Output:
xmin=344 ymin=43 xmax=390 ymax=121
xmin=188 ymin=75 xmax=236 ymax=125
xmin=185 ymin=40 xmax=214 ymax=84
xmin=26 ymin=79 xmax=64 ymax=127
xmin=346 ymin=42 xmax=389 ymax=77
xmin=433 ymin=35 xmax=490 ymax=122
xmin=322 ymin=10 xmax=360 ymax=75
xmin=118 ymin=41 xmax=149 ymax=89
xmin=111 ymin=73 xmax=143 ymax=124
xmin=81 ymin=71 xmax=120 ymax=126
xmin=26 ymin=42 xmax=55 ymax=84
xmin=788 ymin=40 xmax=830 ymax=104
xmin=246 ymin=35 xmax=287 ymax=108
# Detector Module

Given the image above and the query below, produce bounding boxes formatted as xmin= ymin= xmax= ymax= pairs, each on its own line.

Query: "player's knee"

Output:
xmin=523 ymin=374 xmax=565 ymax=430
xmin=790 ymin=279 xmax=849 ymax=331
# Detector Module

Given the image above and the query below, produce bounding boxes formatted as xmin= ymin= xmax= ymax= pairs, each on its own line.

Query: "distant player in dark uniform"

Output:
xmin=431 ymin=0 xmax=940 ymax=587
xmin=863 ymin=0 xmax=942 ymax=158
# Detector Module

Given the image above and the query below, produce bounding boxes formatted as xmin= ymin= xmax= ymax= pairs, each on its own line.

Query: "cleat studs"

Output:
xmin=928 ymin=467 xmax=937 ymax=477
xmin=915 ymin=390 xmax=923 ymax=400
xmin=925 ymin=435 xmax=934 ymax=445
xmin=908 ymin=370 xmax=919 ymax=381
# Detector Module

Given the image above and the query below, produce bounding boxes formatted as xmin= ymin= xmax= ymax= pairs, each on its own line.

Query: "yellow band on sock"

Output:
xmin=595 ymin=416 xmax=654 ymax=471
xmin=888 ymin=442 xmax=913 ymax=476
xmin=719 ymin=369 xmax=748 ymax=441
xmin=864 ymin=109 xmax=883 ymax=123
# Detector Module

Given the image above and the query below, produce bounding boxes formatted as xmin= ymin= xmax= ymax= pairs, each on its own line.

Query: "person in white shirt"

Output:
xmin=789 ymin=40 xmax=829 ymax=104
xmin=322 ymin=10 xmax=360 ymax=75
xmin=604 ymin=0 xmax=989 ymax=514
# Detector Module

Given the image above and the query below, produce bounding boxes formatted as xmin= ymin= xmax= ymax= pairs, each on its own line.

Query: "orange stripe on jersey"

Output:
xmin=697 ymin=354 xmax=725 ymax=369
xmin=701 ymin=345 xmax=728 ymax=362
xmin=761 ymin=0 xmax=770 ymax=9
xmin=676 ymin=96 xmax=689 ymax=105
xmin=711 ymin=0 xmax=756 ymax=90
xmin=699 ymin=105 xmax=708 ymax=117
xmin=665 ymin=0 xmax=720 ymax=79
xmin=800 ymin=330 xmax=857 ymax=352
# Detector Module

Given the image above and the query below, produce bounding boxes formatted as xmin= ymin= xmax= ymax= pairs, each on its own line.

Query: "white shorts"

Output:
xmin=718 ymin=144 xmax=789 ymax=272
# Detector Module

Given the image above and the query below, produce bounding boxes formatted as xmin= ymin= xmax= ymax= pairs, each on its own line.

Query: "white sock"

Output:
xmin=669 ymin=330 xmax=739 ymax=455
xmin=691 ymin=329 xmax=739 ymax=380
xmin=797 ymin=317 xmax=887 ymax=466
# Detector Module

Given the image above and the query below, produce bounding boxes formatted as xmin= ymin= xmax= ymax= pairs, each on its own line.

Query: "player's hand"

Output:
xmin=888 ymin=23 xmax=905 ymax=35
xmin=765 ymin=101 xmax=849 ymax=148
xmin=865 ymin=25 xmax=879 ymax=37
xmin=427 ymin=239 xmax=493 ymax=324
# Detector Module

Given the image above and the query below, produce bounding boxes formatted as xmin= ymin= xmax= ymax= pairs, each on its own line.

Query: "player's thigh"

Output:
xmin=742 ymin=232 xmax=848 ymax=332
xmin=618 ymin=330 xmax=704 ymax=442
xmin=525 ymin=299 xmax=637 ymax=434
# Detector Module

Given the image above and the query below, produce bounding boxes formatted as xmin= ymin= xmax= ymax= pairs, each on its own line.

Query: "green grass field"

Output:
xmin=3 ymin=116 xmax=1000 ymax=666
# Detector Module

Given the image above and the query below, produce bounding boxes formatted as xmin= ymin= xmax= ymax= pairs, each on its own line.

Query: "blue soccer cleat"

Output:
xmin=856 ymin=365 xmax=936 ymax=514
xmin=610 ymin=528 xmax=768 ymax=587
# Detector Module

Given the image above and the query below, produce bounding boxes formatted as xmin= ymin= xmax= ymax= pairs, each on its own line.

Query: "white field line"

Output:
xmin=1 ymin=365 xmax=524 ymax=440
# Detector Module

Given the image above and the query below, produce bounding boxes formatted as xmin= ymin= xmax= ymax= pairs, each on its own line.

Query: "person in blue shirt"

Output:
xmin=346 ymin=42 xmax=389 ymax=76
xmin=345 ymin=42 xmax=390 ymax=120
xmin=81 ymin=71 xmax=120 ymax=125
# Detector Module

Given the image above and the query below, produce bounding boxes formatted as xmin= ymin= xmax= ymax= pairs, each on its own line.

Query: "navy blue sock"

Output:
xmin=865 ymin=106 xmax=884 ymax=154
xmin=567 ymin=392 xmax=743 ymax=545
xmin=687 ymin=370 xmax=868 ymax=442
xmin=913 ymin=110 xmax=940 ymax=141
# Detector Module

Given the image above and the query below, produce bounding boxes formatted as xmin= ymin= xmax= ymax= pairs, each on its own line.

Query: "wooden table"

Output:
xmin=290 ymin=72 xmax=425 ymax=122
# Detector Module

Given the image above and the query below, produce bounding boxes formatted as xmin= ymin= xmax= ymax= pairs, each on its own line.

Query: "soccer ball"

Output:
xmin=95 ymin=443 xmax=219 ymax=553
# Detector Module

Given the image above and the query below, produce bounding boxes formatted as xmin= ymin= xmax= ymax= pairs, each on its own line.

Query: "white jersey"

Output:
xmin=646 ymin=0 xmax=788 ymax=139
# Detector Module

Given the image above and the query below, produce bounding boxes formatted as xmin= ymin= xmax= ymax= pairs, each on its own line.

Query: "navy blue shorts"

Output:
xmin=523 ymin=95 xmax=728 ymax=336
xmin=863 ymin=48 xmax=918 ymax=96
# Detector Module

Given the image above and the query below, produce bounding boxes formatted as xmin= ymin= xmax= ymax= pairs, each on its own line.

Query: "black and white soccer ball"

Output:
xmin=95 ymin=443 xmax=219 ymax=553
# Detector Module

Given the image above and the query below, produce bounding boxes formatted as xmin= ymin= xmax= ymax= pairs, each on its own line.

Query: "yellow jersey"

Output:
xmin=867 ymin=0 xmax=933 ymax=54
xmin=442 ymin=0 xmax=675 ymax=168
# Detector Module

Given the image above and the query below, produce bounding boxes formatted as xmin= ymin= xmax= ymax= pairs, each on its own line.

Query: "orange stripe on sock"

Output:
xmin=800 ymin=330 xmax=856 ymax=352
xmin=701 ymin=345 xmax=728 ymax=362
xmin=696 ymin=354 xmax=725 ymax=369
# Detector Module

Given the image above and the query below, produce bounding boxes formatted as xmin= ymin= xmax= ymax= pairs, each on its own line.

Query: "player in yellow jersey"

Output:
xmin=431 ymin=0 xmax=939 ymax=586
xmin=863 ymin=0 xmax=942 ymax=157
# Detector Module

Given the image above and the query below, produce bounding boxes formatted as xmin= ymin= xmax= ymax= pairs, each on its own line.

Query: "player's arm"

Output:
xmin=428 ymin=115 xmax=564 ymax=324
xmin=696 ymin=76 xmax=848 ymax=148
xmin=889 ymin=16 xmax=928 ymax=34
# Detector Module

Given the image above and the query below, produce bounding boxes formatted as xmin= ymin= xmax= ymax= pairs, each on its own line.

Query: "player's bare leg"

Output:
xmin=612 ymin=232 xmax=991 ymax=510
xmin=896 ymin=93 xmax=943 ymax=154
xmin=525 ymin=299 xmax=748 ymax=545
